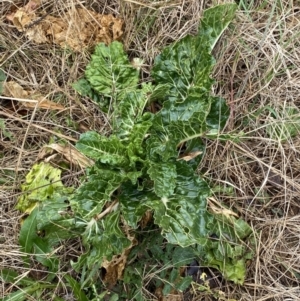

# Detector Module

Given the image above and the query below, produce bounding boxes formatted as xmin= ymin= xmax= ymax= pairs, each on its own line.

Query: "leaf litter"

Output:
xmin=2 ymin=81 xmax=65 ymax=111
xmin=6 ymin=0 xmax=124 ymax=51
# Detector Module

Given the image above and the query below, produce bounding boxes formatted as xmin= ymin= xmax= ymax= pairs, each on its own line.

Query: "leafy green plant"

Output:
xmin=4 ymin=4 xmax=255 ymax=301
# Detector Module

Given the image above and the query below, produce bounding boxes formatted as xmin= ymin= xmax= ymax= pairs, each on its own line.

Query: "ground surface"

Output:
xmin=1 ymin=0 xmax=300 ymax=300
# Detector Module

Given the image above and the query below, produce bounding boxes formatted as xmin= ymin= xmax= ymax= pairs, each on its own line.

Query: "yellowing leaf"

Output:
xmin=16 ymin=162 xmax=73 ymax=214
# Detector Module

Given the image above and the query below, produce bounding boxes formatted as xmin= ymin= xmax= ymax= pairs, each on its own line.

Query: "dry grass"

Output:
xmin=1 ymin=0 xmax=300 ymax=300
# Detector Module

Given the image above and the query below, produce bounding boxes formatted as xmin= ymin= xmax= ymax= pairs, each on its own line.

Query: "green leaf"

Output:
xmin=72 ymin=78 xmax=105 ymax=109
xmin=64 ymin=275 xmax=89 ymax=301
xmin=198 ymin=3 xmax=237 ymax=51
xmin=150 ymin=4 xmax=237 ymax=150
xmin=206 ymin=97 xmax=230 ymax=131
xmin=0 ymin=269 xmax=35 ymax=287
xmin=265 ymin=106 xmax=300 ymax=141
xmin=119 ymin=182 xmax=155 ymax=228
xmin=35 ymin=196 xmax=78 ymax=246
xmin=2 ymin=284 xmax=57 ymax=301
xmin=113 ymin=83 xmax=154 ymax=138
xmin=76 ymin=132 xmax=129 ymax=166
xmin=127 ymin=114 xmax=153 ymax=164
xmin=150 ymin=161 xmax=211 ymax=247
xmin=0 ymin=119 xmax=13 ymax=139
xmin=147 ymin=161 xmax=177 ymax=197
xmin=85 ymin=42 xmax=139 ymax=106
xmin=71 ymin=164 xmax=127 ymax=218
xmin=74 ymin=212 xmax=131 ymax=285
xmin=19 ymin=208 xmax=39 ymax=255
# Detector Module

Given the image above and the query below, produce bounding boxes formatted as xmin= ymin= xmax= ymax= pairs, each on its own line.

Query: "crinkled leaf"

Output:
xmin=151 ymin=4 xmax=237 ymax=151
xmin=75 ymin=211 xmax=131 ymax=285
xmin=85 ymin=42 xmax=139 ymax=105
xmin=147 ymin=161 xmax=177 ymax=197
xmin=199 ymin=3 xmax=237 ymax=51
xmin=149 ymin=161 xmax=211 ymax=247
xmin=127 ymin=114 xmax=153 ymax=163
xmin=113 ymin=83 xmax=153 ymax=138
xmin=119 ymin=181 xmax=156 ymax=228
xmin=16 ymin=162 xmax=72 ymax=213
xmin=76 ymin=132 xmax=129 ymax=166
xmin=72 ymin=78 xmax=106 ymax=110
xmin=71 ymin=164 xmax=127 ymax=218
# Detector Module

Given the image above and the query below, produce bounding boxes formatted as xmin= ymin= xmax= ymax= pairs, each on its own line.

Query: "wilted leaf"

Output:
xmin=102 ymin=231 xmax=136 ymax=286
xmin=207 ymin=197 xmax=239 ymax=218
xmin=16 ymin=162 xmax=73 ymax=213
xmin=38 ymin=143 xmax=93 ymax=168
xmin=7 ymin=4 xmax=123 ymax=51
xmin=2 ymin=81 xmax=64 ymax=111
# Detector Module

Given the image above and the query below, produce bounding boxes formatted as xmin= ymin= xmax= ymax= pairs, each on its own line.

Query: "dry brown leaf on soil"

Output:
xmin=207 ymin=197 xmax=239 ymax=218
xmin=37 ymin=144 xmax=94 ymax=169
xmin=6 ymin=0 xmax=41 ymax=29
xmin=6 ymin=2 xmax=124 ymax=51
xmin=3 ymin=81 xmax=65 ymax=111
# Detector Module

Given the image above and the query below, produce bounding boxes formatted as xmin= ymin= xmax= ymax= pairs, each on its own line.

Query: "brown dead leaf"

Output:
xmin=3 ymin=81 xmax=64 ymax=111
xmin=140 ymin=210 xmax=152 ymax=229
xmin=177 ymin=151 xmax=203 ymax=162
xmin=207 ymin=197 xmax=239 ymax=218
xmin=102 ymin=234 xmax=137 ymax=288
xmin=6 ymin=0 xmax=40 ymax=29
xmin=7 ymin=3 xmax=123 ymax=51
xmin=38 ymin=144 xmax=93 ymax=168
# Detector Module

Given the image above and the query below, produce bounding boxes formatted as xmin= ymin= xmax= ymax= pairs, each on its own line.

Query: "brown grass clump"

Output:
xmin=1 ymin=0 xmax=300 ymax=300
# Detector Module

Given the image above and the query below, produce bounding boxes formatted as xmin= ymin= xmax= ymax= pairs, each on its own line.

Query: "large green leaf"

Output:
xmin=19 ymin=208 xmax=39 ymax=255
xmin=85 ymin=42 xmax=139 ymax=106
xmin=147 ymin=161 xmax=177 ymax=198
xmin=71 ymin=164 xmax=127 ymax=218
xmin=76 ymin=132 xmax=129 ymax=166
xmin=113 ymin=83 xmax=154 ymax=139
xmin=149 ymin=161 xmax=211 ymax=247
xmin=72 ymin=78 xmax=106 ymax=110
xmin=198 ymin=3 xmax=237 ymax=51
